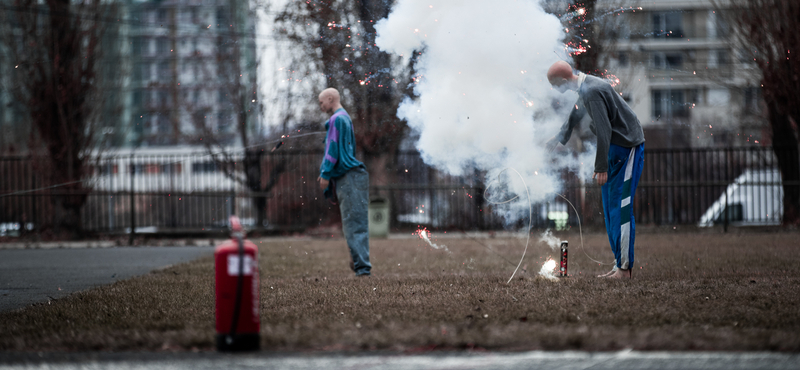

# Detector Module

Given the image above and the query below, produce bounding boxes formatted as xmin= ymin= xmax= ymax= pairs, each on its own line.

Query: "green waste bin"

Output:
xmin=368 ymin=197 xmax=390 ymax=238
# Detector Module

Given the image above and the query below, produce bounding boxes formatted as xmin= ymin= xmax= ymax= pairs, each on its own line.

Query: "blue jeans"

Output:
xmin=336 ymin=166 xmax=371 ymax=275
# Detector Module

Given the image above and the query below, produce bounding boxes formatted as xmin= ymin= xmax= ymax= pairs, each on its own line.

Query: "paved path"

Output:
xmin=0 ymin=350 xmax=798 ymax=369
xmin=0 ymin=246 xmax=214 ymax=312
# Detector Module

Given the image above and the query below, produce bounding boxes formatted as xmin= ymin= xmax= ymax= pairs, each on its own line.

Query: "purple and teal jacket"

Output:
xmin=320 ymin=108 xmax=364 ymax=181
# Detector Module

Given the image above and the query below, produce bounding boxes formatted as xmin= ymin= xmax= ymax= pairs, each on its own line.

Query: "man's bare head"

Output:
xmin=547 ymin=61 xmax=577 ymax=92
xmin=318 ymin=88 xmax=343 ymax=115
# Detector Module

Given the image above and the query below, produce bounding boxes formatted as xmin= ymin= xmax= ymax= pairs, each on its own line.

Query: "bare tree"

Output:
xmin=722 ymin=0 xmax=800 ymax=224
xmin=0 ymin=0 xmax=120 ymax=237
xmin=181 ymin=0 xmax=298 ymax=229
xmin=273 ymin=0 xmax=412 ymax=188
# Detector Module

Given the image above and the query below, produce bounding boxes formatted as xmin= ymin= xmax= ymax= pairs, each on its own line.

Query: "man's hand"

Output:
xmin=545 ymin=136 xmax=560 ymax=152
xmin=317 ymin=176 xmax=329 ymax=190
xmin=593 ymin=172 xmax=608 ymax=186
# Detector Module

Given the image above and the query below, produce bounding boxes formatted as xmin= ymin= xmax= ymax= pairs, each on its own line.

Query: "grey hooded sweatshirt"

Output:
xmin=556 ymin=74 xmax=645 ymax=173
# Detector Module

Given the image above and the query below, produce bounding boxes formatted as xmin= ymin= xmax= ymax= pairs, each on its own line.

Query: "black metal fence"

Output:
xmin=0 ymin=146 xmax=795 ymax=237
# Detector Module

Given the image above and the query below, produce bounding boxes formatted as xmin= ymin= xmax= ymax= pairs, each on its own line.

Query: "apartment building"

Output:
xmin=126 ymin=0 xmax=258 ymax=147
xmin=0 ymin=1 xmax=258 ymax=151
xmin=545 ymin=0 xmax=767 ymax=148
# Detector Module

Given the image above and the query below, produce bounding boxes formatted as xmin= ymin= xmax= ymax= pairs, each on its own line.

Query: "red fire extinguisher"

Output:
xmin=215 ymin=215 xmax=260 ymax=351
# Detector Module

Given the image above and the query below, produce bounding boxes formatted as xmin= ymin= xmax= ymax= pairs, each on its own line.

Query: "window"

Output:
xmin=157 ymin=116 xmax=172 ymax=135
xmin=158 ymin=61 xmax=170 ymax=79
xmin=192 ymin=161 xmax=217 ymax=173
xmin=737 ymin=49 xmax=757 ymax=69
xmin=156 ymin=89 xmax=171 ymax=108
xmin=708 ymin=88 xmax=730 ymax=107
xmin=142 ymin=64 xmax=151 ymax=81
xmin=145 ymin=10 xmax=156 ymax=24
xmin=652 ymin=52 xmax=683 ymax=69
xmin=714 ymin=204 xmax=743 ymax=223
xmin=132 ymin=163 xmax=182 ymax=174
xmin=132 ymin=37 xmax=144 ymax=55
xmin=218 ymin=89 xmax=229 ymax=105
xmin=617 ymin=52 xmax=629 ymax=67
xmin=135 ymin=37 xmax=151 ymax=56
xmin=133 ymin=8 xmax=147 ymax=23
xmin=180 ymin=9 xmax=191 ymax=24
xmin=707 ymin=11 xmax=717 ymax=38
xmin=96 ymin=164 xmax=119 ymax=176
xmin=709 ymin=11 xmax=729 ymax=39
xmin=708 ymin=49 xmax=729 ymax=68
xmin=157 ymin=8 xmax=167 ymax=24
xmin=157 ymin=37 xmax=169 ymax=55
xmin=182 ymin=61 xmax=191 ymax=83
xmin=218 ymin=110 xmax=232 ymax=132
xmin=652 ymin=12 xmax=683 ymax=39
xmin=744 ymin=87 xmax=762 ymax=115
xmin=132 ymin=90 xmax=143 ymax=108
xmin=216 ymin=7 xmax=228 ymax=26
xmin=133 ymin=63 xmax=143 ymax=81
xmin=652 ymin=90 xmax=689 ymax=119
xmin=219 ymin=40 xmax=233 ymax=56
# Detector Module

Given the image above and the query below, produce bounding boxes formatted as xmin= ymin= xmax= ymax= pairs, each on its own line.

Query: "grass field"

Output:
xmin=2 ymin=231 xmax=799 ymax=352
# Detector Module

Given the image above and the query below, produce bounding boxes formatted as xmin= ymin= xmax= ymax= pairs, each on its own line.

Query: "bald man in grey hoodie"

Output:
xmin=546 ymin=61 xmax=645 ymax=279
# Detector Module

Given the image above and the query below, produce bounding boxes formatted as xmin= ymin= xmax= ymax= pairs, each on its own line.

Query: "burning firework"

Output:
xmin=538 ymin=259 xmax=558 ymax=281
xmin=415 ymin=228 xmax=450 ymax=252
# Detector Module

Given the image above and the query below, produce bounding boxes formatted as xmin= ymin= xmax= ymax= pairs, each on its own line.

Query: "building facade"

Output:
xmin=545 ymin=0 xmax=767 ymax=148
xmin=125 ymin=0 xmax=258 ymax=147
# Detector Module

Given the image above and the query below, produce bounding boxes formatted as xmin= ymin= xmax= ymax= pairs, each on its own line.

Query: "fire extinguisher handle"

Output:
xmin=229 ymin=215 xmax=242 ymax=232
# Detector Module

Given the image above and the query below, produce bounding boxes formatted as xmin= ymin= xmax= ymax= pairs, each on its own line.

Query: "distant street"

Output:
xmin=0 ymin=246 xmax=214 ymax=312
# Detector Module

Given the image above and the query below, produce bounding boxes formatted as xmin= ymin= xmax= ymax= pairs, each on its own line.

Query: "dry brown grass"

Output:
xmin=2 ymin=231 xmax=799 ymax=352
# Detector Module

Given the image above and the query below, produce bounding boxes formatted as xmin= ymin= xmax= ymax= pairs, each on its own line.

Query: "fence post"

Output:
xmin=129 ymin=155 xmax=135 ymax=246
xmin=31 ymin=164 xmax=37 ymax=233
xmin=724 ymin=187 xmax=729 ymax=233
xmin=724 ymin=147 xmax=730 ymax=233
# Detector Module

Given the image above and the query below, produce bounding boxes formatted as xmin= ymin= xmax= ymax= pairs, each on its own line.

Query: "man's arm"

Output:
xmin=557 ymin=99 xmax=587 ymax=145
xmin=586 ymin=100 xmax=612 ymax=174
xmin=319 ymin=118 xmax=341 ymax=182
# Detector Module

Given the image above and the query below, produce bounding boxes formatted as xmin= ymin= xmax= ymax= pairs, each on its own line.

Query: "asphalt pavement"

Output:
xmin=0 ymin=246 xmax=214 ymax=312
xmin=0 ymin=350 xmax=798 ymax=370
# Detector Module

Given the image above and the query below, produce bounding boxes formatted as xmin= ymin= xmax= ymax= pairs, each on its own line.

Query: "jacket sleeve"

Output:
xmin=587 ymin=100 xmax=612 ymax=173
xmin=319 ymin=119 xmax=341 ymax=180
xmin=557 ymin=99 xmax=587 ymax=145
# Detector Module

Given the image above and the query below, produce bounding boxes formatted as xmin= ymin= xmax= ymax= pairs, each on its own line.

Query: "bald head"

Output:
xmin=318 ymin=88 xmax=343 ymax=115
xmin=547 ymin=61 xmax=578 ymax=92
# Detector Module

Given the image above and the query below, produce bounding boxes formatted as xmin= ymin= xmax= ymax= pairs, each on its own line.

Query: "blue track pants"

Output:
xmin=602 ymin=143 xmax=644 ymax=270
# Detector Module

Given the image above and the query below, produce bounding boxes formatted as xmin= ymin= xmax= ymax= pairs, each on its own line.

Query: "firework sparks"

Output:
xmin=538 ymin=259 xmax=558 ymax=281
xmin=416 ymin=227 xmax=450 ymax=252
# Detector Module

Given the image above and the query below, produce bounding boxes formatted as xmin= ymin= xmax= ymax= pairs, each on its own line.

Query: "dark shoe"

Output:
xmin=349 ymin=260 xmax=355 ymax=272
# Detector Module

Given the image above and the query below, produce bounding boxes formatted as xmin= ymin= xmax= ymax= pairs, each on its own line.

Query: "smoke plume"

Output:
xmin=376 ymin=0 xmax=591 ymax=215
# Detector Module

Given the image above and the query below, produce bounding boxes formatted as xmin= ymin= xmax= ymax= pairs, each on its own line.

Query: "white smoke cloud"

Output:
xmin=538 ymin=229 xmax=562 ymax=251
xmin=376 ymin=0 xmax=589 ymax=218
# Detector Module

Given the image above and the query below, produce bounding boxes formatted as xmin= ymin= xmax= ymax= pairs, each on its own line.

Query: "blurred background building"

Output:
xmin=543 ymin=0 xmax=767 ymax=149
xmin=125 ymin=0 xmax=258 ymax=147
xmin=0 ymin=0 xmax=258 ymax=151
